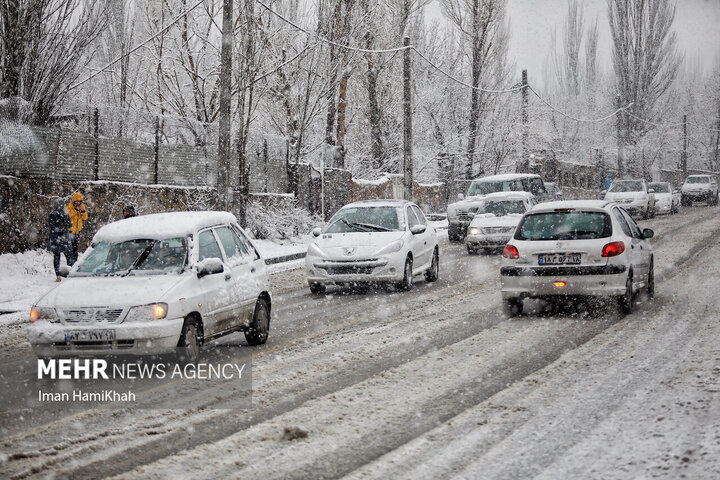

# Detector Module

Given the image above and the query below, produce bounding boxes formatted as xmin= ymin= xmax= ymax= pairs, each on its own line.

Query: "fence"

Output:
xmin=0 ymin=121 xmax=289 ymax=192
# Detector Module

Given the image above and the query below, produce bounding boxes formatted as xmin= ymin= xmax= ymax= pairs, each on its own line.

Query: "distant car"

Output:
xmin=446 ymin=173 xmax=548 ymax=242
xmin=26 ymin=211 xmax=272 ymax=364
xmin=603 ymin=179 xmax=656 ymax=218
xmin=649 ymin=182 xmax=680 ymax=215
xmin=500 ymin=200 xmax=655 ymax=315
xmin=465 ymin=192 xmax=536 ymax=255
xmin=681 ymin=175 xmax=718 ymax=206
xmin=305 ymin=200 xmax=439 ymax=293
xmin=543 ymin=182 xmax=563 ymax=199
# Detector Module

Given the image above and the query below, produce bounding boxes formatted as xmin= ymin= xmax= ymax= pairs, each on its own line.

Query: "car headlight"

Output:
xmin=125 ymin=303 xmax=168 ymax=322
xmin=307 ymin=243 xmax=327 ymax=258
xmin=374 ymin=239 xmax=405 ymax=256
xmin=468 ymin=227 xmax=482 ymax=235
xmin=30 ymin=306 xmax=59 ymax=323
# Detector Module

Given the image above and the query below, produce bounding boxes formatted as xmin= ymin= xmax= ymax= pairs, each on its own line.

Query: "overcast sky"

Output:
xmin=426 ymin=0 xmax=720 ymax=86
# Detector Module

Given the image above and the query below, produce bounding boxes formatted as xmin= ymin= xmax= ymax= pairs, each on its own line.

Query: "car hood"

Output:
xmin=469 ymin=214 xmax=523 ymax=228
xmin=313 ymin=231 xmax=407 ymax=259
xmin=605 ymin=191 xmax=647 ymax=200
xmin=35 ymin=274 xmax=186 ymax=309
xmin=447 ymin=196 xmax=486 ymax=213
xmin=682 ymin=184 xmax=709 ymax=191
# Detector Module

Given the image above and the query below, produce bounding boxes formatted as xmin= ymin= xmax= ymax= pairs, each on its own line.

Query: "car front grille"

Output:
xmin=324 ymin=265 xmax=375 ymax=275
xmin=62 ymin=308 xmax=125 ymax=324
xmin=483 ymin=227 xmax=514 ymax=234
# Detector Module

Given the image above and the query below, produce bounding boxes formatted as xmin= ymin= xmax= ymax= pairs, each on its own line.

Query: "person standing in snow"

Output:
xmin=48 ymin=199 xmax=73 ymax=282
xmin=122 ymin=205 xmax=136 ymax=219
xmin=66 ymin=192 xmax=88 ymax=264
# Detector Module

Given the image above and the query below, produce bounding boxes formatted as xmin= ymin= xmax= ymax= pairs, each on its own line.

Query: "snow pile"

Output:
xmin=0 ymin=249 xmax=59 ymax=313
xmin=246 ymin=202 xmax=321 ymax=240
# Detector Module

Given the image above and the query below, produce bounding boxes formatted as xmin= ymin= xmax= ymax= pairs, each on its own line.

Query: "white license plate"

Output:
xmin=538 ymin=253 xmax=581 ymax=265
xmin=64 ymin=329 xmax=116 ymax=342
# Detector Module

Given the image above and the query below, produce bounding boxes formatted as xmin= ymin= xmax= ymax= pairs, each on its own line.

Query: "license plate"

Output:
xmin=64 ymin=329 xmax=116 ymax=342
xmin=538 ymin=253 xmax=581 ymax=265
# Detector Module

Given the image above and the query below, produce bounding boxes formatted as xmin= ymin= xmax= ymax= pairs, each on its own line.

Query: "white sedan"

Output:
xmin=650 ymin=182 xmax=680 ymax=215
xmin=26 ymin=211 xmax=271 ymax=364
xmin=306 ymin=200 xmax=439 ymax=294
xmin=500 ymin=200 xmax=655 ymax=315
xmin=465 ymin=191 xmax=536 ymax=255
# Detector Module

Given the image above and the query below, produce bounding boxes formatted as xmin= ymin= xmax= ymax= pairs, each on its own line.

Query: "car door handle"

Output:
xmin=225 ymin=274 xmax=232 ymax=281
xmin=250 ymin=266 xmax=256 ymax=273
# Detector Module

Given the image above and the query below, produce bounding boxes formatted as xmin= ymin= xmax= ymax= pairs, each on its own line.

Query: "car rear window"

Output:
xmin=515 ymin=211 xmax=612 ymax=241
xmin=608 ymin=181 xmax=643 ymax=192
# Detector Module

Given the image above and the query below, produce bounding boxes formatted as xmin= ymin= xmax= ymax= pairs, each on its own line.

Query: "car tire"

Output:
xmin=466 ymin=245 xmax=479 ymax=255
xmin=245 ymin=297 xmax=270 ymax=346
xmin=176 ymin=320 xmax=201 ymax=366
xmin=618 ymin=271 xmax=634 ymax=314
xmin=681 ymin=196 xmax=690 ymax=207
xmin=425 ymin=248 xmax=439 ymax=283
xmin=396 ymin=256 xmax=413 ymax=291
xmin=309 ymin=283 xmax=326 ymax=295
xmin=504 ymin=298 xmax=523 ymax=317
xmin=647 ymin=259 xmax=655 ymax=299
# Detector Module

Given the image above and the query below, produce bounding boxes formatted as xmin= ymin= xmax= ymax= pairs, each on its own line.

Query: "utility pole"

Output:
xmin=681 ymin=114 xmax=688 ymax=177
xmin=218 ymin=0 xmax=234 ymax=211
xmin=403 ymin=35 xmax=413 ymax=201
xmin=521 ymin=69 xmax=529 ymax=173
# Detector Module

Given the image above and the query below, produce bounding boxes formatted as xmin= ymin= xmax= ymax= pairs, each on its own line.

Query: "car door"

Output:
xmin=411 ymin=205 xmax=433 ymax=269
xmin=619 ymin=208 xmax=651 ymax=285
xmin=196 ymin=228 xmax=234 ymax=336
xmin=214 ymin=225 xmax=255 ymax=329
xmin=405 ymin=206 xmax=425 ymax=271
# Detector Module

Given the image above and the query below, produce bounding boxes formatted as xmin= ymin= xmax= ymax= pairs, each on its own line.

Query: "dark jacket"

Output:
xmin=48 ymin=201 xmax=73 ymax=253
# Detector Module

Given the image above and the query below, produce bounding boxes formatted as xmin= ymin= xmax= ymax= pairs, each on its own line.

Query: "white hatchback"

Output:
xmin=305 ymin=200 xmax=439 ymax=293
xmin=26 ymin=211 xmax=271 ymax=364
xmin=500 ymin=201 xmax=655 ymax=315
xmin=465 ymin=191 xmax=536 ymax=255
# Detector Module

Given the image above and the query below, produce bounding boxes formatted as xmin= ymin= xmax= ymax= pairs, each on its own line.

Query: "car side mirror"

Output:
xmin=311 ymin=227 xmax=322 ymax=237
xmin=641 ymin=228 xmax=654 ymax=239
xmin=648 ymin=188 xmax=655 ymax=194
xmin=457 ymin=193 xmax=465 ymax=200
xmin=197 ymin=257 xmax=224 ymax=278
xmin=410 ymin=225 xmax=426 ymax=235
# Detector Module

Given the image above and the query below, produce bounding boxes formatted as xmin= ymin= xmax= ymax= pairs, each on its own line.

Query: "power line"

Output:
xmin=528 ymin=85 xmax=632 ymax=123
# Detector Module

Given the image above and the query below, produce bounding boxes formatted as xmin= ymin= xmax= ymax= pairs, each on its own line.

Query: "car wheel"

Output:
xmin=466 ymin=245 xmax=479 ymax=255
xmin=643 ymin=206 xmax=650 ymax=219
xmin=504 ymin=298 xmax=523 ymax=316
xmin=618 ymin=271 xmax=634 ymax=314
xmin=425 ymin=248 xmax=439 ymax=283
xmin=176 ymin=320 xmax=201 ymax=366
xmin=309 ymin=283 xmax=326 ymax=295
xmin=396 ymin=256 xmax=413 ymax=291
xmin=647 ymin=260 xmax=655 ymax=299
xmin=245 ymin=297 xmax=270 ymax=346
xmin=681 ymin=196 xmax=689 ymax=207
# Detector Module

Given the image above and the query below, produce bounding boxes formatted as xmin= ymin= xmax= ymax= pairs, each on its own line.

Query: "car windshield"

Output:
xmin=686 ymin=176 xmax=710 ymax=184
xmin=325 ymin=206 xmax=402 ymax=233
xmin=608 ymin=181 xmax=643 ymax=192
xmin=73 ymin=237 xmax=187 ymax=276
xmin=467 ymin=179 xmax=524 ymax=196
xmin=649 ymin=183 xmax=670 ymax=193
xmin=480 ymin=200 xmax=526 ymax=216
xmin=515 ymin=211 xmax=612 ymax=241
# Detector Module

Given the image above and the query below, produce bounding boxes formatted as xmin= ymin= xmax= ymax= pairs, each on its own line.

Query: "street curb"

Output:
xmin=264 ymin=252 xmax=306 ymax=265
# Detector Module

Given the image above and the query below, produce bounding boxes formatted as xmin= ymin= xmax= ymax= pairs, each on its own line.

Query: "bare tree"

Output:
xmin=0 ymin=0 xmax=108 ymax=124
xmin=608 ymin=0 xmax=682 ymax=176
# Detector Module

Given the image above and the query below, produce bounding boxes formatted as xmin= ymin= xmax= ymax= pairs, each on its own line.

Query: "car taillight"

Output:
xmin=502 ymin=245 xmax=519 ymax=259
xmin=601 ymin=241 xmax=625 ymax=257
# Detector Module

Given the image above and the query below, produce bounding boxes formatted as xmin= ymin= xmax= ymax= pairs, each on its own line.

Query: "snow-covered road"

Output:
xmin=1 ymin=206 xmax=719 ymax=479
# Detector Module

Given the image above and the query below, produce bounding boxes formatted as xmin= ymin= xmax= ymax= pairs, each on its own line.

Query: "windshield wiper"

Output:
xmin=121 ymin=243 xmax=155 ymax=277
xmin=352 ymin=222 xmax=392 ymax=232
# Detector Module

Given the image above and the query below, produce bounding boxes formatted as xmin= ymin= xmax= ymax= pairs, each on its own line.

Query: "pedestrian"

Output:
xmin=66 ymin=192 xmax=88 ymax=263
xmin=48 ymin=199 xmax=73 ymax=282
xmin=122 ymin=205 xmax=136 ymax=219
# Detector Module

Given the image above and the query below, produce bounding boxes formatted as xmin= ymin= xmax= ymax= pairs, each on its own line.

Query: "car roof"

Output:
xmin=611 ymin=178 xmax=645 ymax=182
xmin=93 ymin=211 xmax=238 ymax=243
xmin=343 ymin=199 xmax=414 ymax=208
xmin=530 ymin=200 xmax=613 ymax=213
xmin=482 ymin=191 xmax=535 ymax=200
xmin=471 ymin=173 xmax=541 ymax=182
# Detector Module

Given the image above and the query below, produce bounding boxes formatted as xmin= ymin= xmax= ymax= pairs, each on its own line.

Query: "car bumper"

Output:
xmin=25 ymin=318 xmax=184 ymax=357
xmin=465 ymin=234 xmax=512 ymax=247
xmin=655 ymin=202 xmax=672 ymax=213
xmin=682 ymin=191 xmax=712 ymax=199
xmin=306 ymin=256 xmax=404 ymax=284
xmin=500 ymin=264 xmax=627 ymax=298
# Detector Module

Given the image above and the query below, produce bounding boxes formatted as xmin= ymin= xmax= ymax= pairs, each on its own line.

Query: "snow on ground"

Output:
xmin=0 ymin=250 xmax=60 ymax=313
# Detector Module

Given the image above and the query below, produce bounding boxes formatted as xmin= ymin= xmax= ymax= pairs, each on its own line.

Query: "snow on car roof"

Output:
xmin=93 ymin=211 xmax=237 ymax=243
xmin=531 ymin=200 xmax=612 ymax=213
xmin=471 ymin=173 xmax=541 ymax=182
xmin=344 ymin=199 xmax=412 ymax=208
xmin=482 ymin=191 xmax=535 ymax=200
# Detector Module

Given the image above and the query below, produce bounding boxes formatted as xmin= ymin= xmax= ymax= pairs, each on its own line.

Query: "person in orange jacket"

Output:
xmin=66 ymin=192 xmax=88 ymax=264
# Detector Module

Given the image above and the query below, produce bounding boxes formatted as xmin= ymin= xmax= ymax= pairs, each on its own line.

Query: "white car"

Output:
xmin=649 ymin=182 xmax=680 ymax=215
xmin=26 ymin=211 xmax=271 ymax=364
xmin=500 ymin=200 xmax=655 ymax=315
xmin=465 ymin=191 xmax=536 ymax=255
xmin=603 ymin=179 xmax=656 ymax=218
xmin=306 ymin=200 xmax=439 ymax=293
xmin=681 ymin=175 xmax=719 ymax=206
